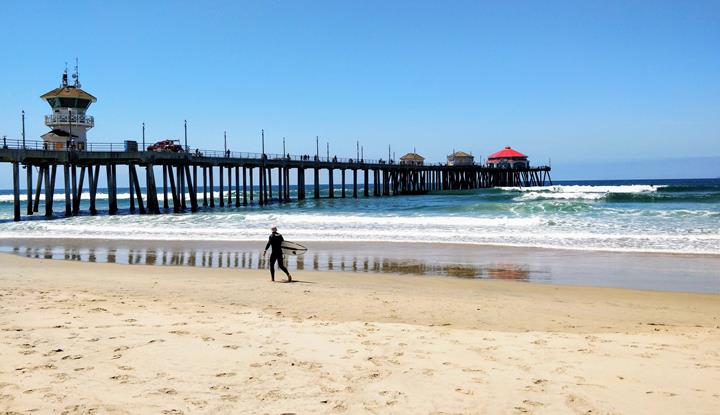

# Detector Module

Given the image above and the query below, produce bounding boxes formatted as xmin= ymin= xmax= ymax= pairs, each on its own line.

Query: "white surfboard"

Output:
xmin=281 ymin=241 xmax=307 ymax=256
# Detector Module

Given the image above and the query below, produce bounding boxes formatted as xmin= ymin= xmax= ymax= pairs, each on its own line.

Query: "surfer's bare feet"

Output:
xmin=287 ymin=275 xmax=293 ymax=282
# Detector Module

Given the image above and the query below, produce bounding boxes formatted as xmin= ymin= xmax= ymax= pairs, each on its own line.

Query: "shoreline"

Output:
xmin=2 ymin=233 xmax=719 ymax=257
xmin=0 ymin=254 xmax=718 ymax=413
xmin=2 ymin=238 xmax=719 ymax=294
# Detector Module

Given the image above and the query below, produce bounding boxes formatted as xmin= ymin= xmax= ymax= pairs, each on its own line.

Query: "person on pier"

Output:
xmin=263 ymin=225 xmax=292 ymax=282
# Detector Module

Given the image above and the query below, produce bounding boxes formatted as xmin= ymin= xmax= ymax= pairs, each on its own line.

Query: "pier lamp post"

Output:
xmin=184 ymin=120 xmax=188 ymax=152
xmin=224 ymin=131 xmax=227 ymax=155
xmin=2 ymin=135 xmax=6 ymax=149
xmin=388 ymin=145 xmax=391 ymax=163
xmin=316 ymin=136 xmax=319 ymax=160
xmin=21 ymin=110 xmax=26 ymax=149
xmin=283 ymin=137 xmax=286 ymax=156
xmin=326 ymin=142 xmax=329 ymax=161
xmin=361 ymin=146 xmax=364 ymax=161
xmin=261 ymin=129 xmax=265 ymax=156
xmin=356 ymin=141 xmax=359 ymax=161
xmin=142 ymin=122 xmax=145 ymax=151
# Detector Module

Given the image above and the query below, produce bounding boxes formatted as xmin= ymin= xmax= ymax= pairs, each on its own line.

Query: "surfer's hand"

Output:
xmin=262 ymin=250 xmax=266 ymax=257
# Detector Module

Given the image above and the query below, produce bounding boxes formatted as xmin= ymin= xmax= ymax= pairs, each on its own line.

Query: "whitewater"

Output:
xmin=0 ymin=179 xmax=718 ymax=255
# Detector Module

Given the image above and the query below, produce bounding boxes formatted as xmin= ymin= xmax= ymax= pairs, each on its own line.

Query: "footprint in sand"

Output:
xmin=215 ymin=372 xmax=236 ymax=378
xmin=565 ymin=394 xmax=597 ymax=415
xmin=109 ymin=374 xmax=131 ymax=383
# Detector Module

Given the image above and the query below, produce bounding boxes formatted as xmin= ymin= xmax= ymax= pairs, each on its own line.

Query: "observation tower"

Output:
xmin=40 ymin=61 xmax=96 ymax=150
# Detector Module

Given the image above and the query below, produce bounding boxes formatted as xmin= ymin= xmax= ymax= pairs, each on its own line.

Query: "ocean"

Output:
xmin=0 ymin=178 xmax=718 ymax=255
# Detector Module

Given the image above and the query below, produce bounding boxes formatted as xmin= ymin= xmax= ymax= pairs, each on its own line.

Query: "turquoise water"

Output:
xmin=0 ymin=178 xmax=718 ymax=255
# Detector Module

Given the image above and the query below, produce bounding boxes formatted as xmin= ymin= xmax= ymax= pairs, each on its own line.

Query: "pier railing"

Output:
xmin=0 ymin=137 xmax=549 ymax=169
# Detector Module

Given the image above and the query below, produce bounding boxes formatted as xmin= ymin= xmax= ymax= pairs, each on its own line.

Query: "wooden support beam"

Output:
xmin=129 ymin=164 xmax=146 ymax=214
xmin=71 ymin=165 xmax=77 ymax=213
xmin=328 ymin=168 xmax=334 ymax=198
xmin=179 ymin=165 xmax=186 ymax=209
xmin=106 ymin=165 xmax=116 ymax=214
xmin=286 ymin=167 xmax=290 ymax=202
xmin=44 ymin=165 xmax=51 ymax=217
xmin=268 ymin=167 xmax=273 ymax=202
xmin=163 ymin=165 xmax=170 ymax=209
xmin=167 ymin=164 xmax=180 ymax=212
xmin=297 ymin=168 xmax=305 ymax=200
xmin=129 ymin=165 xmax=136 ymax=213
xmin=258 ymin=166 xmax=263 ymax=205
xmin=313 ymin=168 xmax=320 ymax=199
xmin=249 ymin=167 xmax=255 ymax=203
xmin=34 ymin=165 xmax=43 ymax=213
xmin=73 ymin=166 xmax=85 ymax=215
xmin=242 ymin=166 xmax=248 ymax=205
xmin=235 ymin=166 xmax=240 ymax=207
xmin=341 ymin=169 xmax=346 ymax=198
xmin=26 ymin=164 xmax=33 ymax=215
xmin=193 ymin=165 xmax=198 ymax=207
xmin=353 ymin=169 xmax=358 ymax=198
xmin=219 ymin=165 xmax=224 ymax=207
xmin=364 ymin=169 xmax=369 ymax=197
xmin=202 ymin=166 xmax=208 ymax=207
xmin=12 ymin=162 xmax=20 ymax=222
xmin=90 ymin=165 xmax=99 ymax=215
xmin=46 ymin=164 xmax=57 ymax=217
xmin=146 ymin=164 xmax=160 ymax=214
xmin=209 ymin=166 xmax=215 ymax=207
xmin=185 ymin=164 xmax=198 ymax=212
xmin=227 ymin=166 xmax=233 ymax=206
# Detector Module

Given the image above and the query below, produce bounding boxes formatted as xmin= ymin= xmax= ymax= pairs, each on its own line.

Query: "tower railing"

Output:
xmin=45 ymin=113 xmax=95 ymax=127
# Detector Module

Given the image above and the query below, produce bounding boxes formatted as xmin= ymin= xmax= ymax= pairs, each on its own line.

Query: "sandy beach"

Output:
xmin=1 ymin=253 xmax=719 ymax=414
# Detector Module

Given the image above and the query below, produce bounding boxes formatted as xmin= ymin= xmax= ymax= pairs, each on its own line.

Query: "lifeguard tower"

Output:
xmin=40 ymin=61 xmax=96 ymax=150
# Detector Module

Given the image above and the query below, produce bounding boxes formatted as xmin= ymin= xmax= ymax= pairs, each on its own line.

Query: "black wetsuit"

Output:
xmin=265 ymin=232 xmax=290 ymax=281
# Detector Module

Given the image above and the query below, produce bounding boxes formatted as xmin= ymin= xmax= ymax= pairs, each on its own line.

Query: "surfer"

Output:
xmin=263 ymin=225 xmax=293 ymax=282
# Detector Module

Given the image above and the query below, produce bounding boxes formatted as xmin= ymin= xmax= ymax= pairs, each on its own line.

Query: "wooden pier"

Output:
xmin=1 ymin=142 xmax=551 ymax=222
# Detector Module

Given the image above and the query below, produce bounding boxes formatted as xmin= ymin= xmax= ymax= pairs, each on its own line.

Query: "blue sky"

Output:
xmin=1 ymin=0 xmax=719 ymax=183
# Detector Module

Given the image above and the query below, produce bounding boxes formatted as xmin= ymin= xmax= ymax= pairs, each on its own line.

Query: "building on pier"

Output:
xmin=400 ymin=152 xmax=425 ymax=166
xmin=40 ymin=63 xmax=96 ymax=151
xmin=487 ymin=146 xmax=528 ymax=168
xmin=447 ymin=151 xmax=474 ymax=166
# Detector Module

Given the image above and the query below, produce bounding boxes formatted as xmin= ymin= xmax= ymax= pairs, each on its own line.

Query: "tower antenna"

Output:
xmin=62 ymin=62 xmax=68 ymax=87
xmin=73 ymin=57 xmax=81 ymax=88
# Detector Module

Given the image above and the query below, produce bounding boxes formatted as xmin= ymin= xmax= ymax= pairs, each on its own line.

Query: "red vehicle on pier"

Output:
xmin=147 ymin=139 xmax=184 ymax=152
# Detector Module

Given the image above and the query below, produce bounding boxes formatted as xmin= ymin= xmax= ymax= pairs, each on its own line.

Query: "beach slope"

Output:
xmin=1 ymin=254 xmax=718 ymax=414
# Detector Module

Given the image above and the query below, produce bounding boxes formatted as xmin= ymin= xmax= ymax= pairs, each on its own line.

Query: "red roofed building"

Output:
xmin=487 ymin=146 xmax=528 ymax=168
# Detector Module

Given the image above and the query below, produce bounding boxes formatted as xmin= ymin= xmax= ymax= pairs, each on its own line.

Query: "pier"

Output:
xmin=0 ymin=140 xmax=551 ymax=222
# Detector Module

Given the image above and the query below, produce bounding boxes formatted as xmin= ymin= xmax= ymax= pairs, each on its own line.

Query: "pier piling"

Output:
xmin=1 ymin=144 xmax=550 ymax=221
xmin=25 ymin=164 xmax=32 ymax=215
xmin=12 ymin=162 xmax=20 ymax=221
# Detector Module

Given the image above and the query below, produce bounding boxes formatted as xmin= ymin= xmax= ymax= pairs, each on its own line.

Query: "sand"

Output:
xmin=0 ymin=253 xmax=718 ymax=414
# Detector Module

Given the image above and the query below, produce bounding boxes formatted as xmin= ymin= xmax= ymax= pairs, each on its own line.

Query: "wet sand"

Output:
xmin=1 ymin=253 xmax=719 ymax=414
xmin=1 ymin=238 xmax=719 ymax=293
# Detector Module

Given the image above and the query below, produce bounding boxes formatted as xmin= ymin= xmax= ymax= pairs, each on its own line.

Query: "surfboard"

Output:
xmin=280 ymin=241 xmax=307 ymax=256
